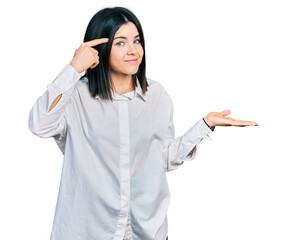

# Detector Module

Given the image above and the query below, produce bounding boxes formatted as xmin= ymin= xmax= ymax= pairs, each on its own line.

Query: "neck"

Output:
xmin=110 ymin=73 xmax=135 ymax=95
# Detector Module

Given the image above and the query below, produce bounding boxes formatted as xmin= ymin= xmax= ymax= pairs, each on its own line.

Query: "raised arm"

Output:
xmin=28 ymin=64 xmax=82 ymax=139
xmin=28 ymin=38 xmax=109 ymax=138
xmin=47 ymin=37 xmax=109 ymax=112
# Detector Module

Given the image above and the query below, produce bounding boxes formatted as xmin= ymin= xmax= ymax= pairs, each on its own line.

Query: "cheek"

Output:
xmin=137 ymin=46 xmax=144 ymax=65
xmin=138 ymin=46 xmax=144 ymax=57
xmin=109 ymin=49 xmax=123 ymax=66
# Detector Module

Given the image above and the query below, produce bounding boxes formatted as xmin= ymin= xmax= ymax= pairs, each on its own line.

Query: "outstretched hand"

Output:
xmin=204 ymin=110 xmax=258 ymax=129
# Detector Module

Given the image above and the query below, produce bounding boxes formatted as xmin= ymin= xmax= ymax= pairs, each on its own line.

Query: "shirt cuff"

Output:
xmin=182 ymin=118 xmax=213 ymax=161
xmin=49 ymin=64 xmax=82 ymax=95
xmin=183 ymin=118 xmax=213 ymax=142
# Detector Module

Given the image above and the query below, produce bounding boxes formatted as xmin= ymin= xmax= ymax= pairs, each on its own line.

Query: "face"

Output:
xmin=109 ymin=22 xmax=144 ymax=79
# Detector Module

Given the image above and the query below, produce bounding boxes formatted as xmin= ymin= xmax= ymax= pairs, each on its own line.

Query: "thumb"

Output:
xmin=220 ymin=109 xmax=231 ymax=116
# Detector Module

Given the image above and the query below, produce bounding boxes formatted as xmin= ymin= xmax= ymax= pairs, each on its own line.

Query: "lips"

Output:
xmin=125 ymin=59 xmax=137 ymax=62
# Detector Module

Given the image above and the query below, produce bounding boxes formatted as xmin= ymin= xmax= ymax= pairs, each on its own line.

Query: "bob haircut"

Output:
xmin=80 ymin=7 xmax=148 ymax=101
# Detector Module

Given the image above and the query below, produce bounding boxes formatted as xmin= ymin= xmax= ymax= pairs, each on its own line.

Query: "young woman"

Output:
xmin=28 ymin=6 xmax=258 ymax=240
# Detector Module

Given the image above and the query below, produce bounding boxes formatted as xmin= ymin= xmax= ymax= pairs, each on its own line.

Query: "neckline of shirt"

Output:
xmin=96 ymin=77 xmax=146 ymax=102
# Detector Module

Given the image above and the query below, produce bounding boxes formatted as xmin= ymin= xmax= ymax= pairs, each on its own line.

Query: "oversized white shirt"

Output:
xmin=28 ymin=64 xmax=213 ymax=240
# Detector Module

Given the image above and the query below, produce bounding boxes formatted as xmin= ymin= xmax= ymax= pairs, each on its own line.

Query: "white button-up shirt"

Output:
xmin=28 ymin=64 xmax=213 ymax=240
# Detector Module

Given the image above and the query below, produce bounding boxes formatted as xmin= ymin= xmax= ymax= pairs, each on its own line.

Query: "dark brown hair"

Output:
xmin=81 ymin=7 xmax=148 ymax=101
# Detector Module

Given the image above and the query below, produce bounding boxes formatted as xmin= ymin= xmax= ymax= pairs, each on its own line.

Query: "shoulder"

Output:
xmin=146 ymin=77 xmax=173 ymax=103
xmin=146 ymin=77 xmax=166 ymax=94
xmin=146 ymin=77 xmax=162 ymax=88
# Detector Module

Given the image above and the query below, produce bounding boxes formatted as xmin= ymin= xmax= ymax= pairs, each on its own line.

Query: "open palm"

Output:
xmin=204 ymin=110 xmax=258 ymax=129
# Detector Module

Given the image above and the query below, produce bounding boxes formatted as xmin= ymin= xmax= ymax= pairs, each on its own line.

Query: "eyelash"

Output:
xmin=116 ymin=39 xmax=141 ymax=46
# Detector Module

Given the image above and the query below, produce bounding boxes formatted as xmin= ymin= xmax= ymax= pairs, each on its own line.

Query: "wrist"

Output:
xmin=203 ymin=115 xmax=215 ymax=131
xmin=203 ymin=115 xmax=215 ymax=129
xmin=69 ymin=61 xmax=82 ymax=74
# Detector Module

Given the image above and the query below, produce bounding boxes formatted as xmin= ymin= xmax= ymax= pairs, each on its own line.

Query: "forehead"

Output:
xmin=114 ymin=22 xmax=139 ymax=37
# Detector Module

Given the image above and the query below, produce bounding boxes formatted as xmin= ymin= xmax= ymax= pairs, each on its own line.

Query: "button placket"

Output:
xmin=114 ymin=101 xmax=131 ymax=240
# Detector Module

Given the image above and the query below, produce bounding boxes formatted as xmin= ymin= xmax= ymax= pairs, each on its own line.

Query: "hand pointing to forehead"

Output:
xmin=70 ymin=38 xmax=109 ymax=74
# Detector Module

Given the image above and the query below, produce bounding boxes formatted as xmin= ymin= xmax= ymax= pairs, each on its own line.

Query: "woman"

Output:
xmin=28 ymin=6 xmax=258 ymax=240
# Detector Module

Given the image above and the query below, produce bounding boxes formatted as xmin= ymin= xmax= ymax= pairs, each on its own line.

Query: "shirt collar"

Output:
xmin=134 ymin=77 xmax=146 ymax=102
xmin=95 ymin=77 xmax=146 ymax=102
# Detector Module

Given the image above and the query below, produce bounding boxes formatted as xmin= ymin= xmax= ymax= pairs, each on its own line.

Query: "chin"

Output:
xmin=124 ymin=68 xmax=140 ymax=75
xmin=111 ymin=65 xmax=140 ymax=76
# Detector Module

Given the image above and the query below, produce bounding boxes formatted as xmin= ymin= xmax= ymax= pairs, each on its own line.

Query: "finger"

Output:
xmin=90 ymin=48 xmax=99 ymax=55
xmin=90 ymin=60 xmax=100 ymax=69
xmin=229 ymin=118 xmax=258 ymax=126
xmin=239 ymin=121 xmax=258 ymax=126
xmin=90 ymin=63 xmax=97 ymax=69
xmin=90 ymin=49 xmax=100 ymax=60
xmin=219 ymin=109 xmax=231 ymax=116
xmin=84 ymin=38 xmax=109 ymax=47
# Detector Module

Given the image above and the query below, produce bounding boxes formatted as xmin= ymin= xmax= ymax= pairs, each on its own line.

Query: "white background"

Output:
xmin=1 ymin=0 xmax=285 ymax=239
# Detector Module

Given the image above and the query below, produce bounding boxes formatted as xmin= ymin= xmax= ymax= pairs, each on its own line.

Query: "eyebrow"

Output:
xmin=113 ymin=35 xmax=140 ymax=40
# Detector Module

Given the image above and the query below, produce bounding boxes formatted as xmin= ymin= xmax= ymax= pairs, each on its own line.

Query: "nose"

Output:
xmin=127 ymin=43 xmax=137 ymax=55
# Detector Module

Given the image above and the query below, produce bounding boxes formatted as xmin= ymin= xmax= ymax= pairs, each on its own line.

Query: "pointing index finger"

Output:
xmin=84 ymin=38 xmax=109 ymax=47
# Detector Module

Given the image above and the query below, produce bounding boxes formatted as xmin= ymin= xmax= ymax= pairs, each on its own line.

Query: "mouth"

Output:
xmin=125 ymin=59 xmax=138 ymax=63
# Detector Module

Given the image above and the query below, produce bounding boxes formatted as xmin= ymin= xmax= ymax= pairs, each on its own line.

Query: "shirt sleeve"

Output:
xmin=162 ymin=100 xmax=213 ymax=172
xmin=28 ymin=64 xmax=82 ymax=141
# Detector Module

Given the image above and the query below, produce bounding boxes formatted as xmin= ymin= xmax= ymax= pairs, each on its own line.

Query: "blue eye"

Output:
xmin=115 ymin=39 xmax=141 ymax=46
xmin=116 ymin=41 xmax=124 ymax=46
